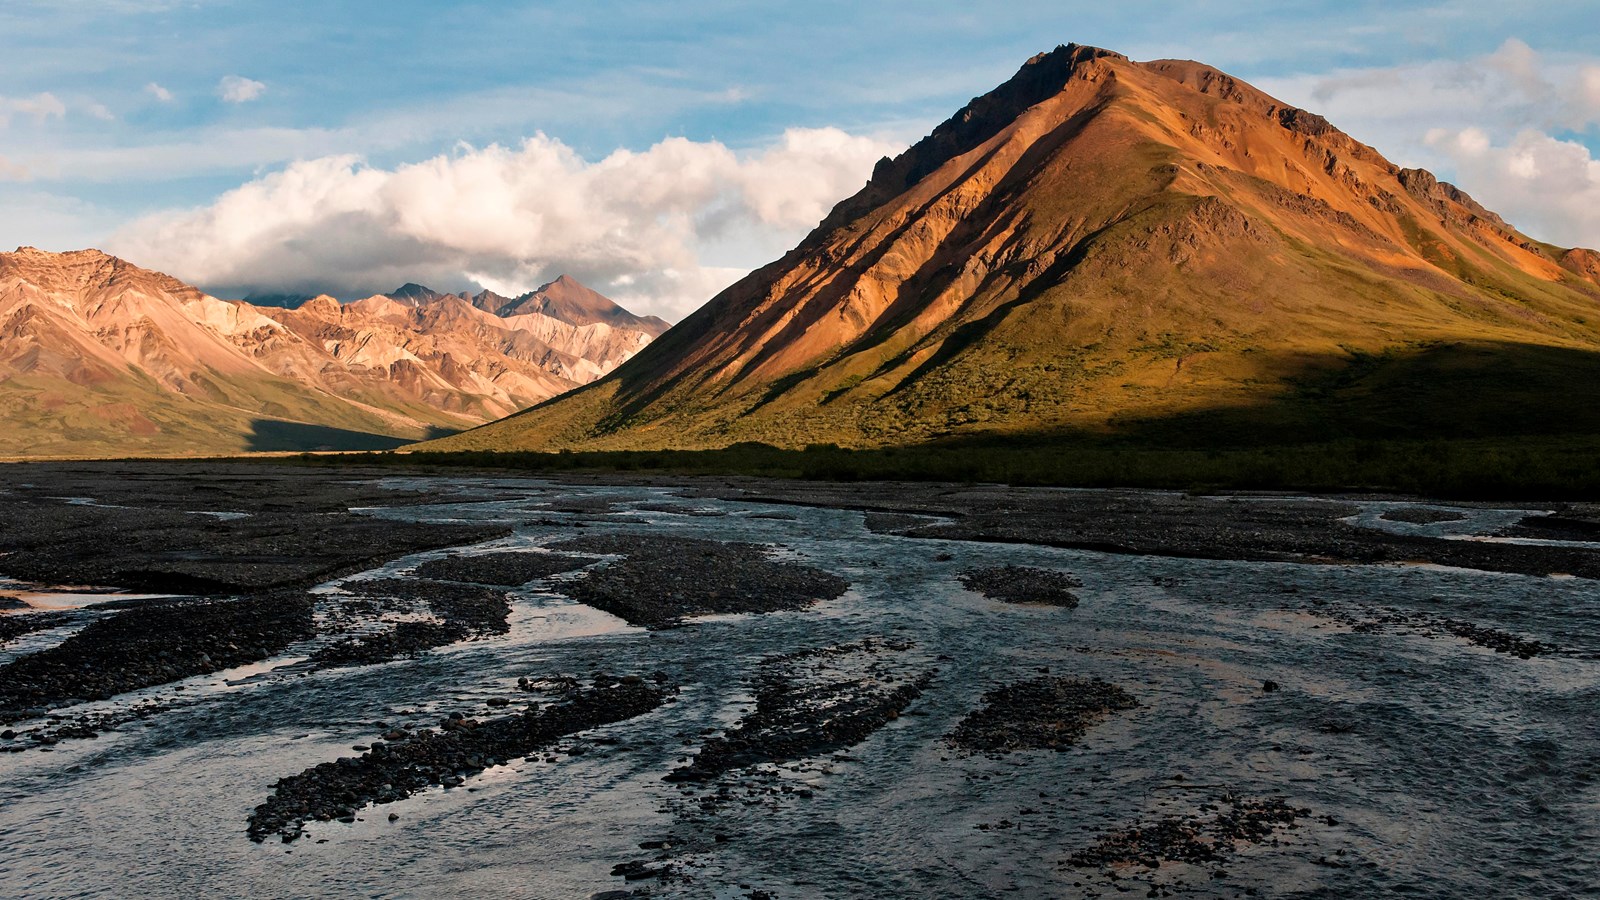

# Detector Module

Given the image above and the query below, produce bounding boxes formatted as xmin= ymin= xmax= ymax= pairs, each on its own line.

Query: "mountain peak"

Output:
xmin=830 ymin=44 xmax=1124 ymax=229
xmin=1 ymin=246 xmax=203 ymax=302
xmin=496 ymin=275 xmax=671 ymax=336
xmin=426 ymin=43 xmax=1600 ymax=455
xmin=386 ymin=282 xmax=449 ymax=306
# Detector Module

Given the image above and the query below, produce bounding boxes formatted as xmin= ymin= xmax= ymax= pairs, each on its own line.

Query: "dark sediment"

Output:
xmin=1499 ymin=514 xmax=1600 ymax=543
xmin=862 ymin=511 xmax=940 ymax=533
xmin=948 ymin=676 xmax=1137 ymax=754
xmin=413 ymin=551 xmax=596 ymax=586
xmin=1379 ymin=507 xmax=1469 ymax=525
xmin=1292 ymin=599 xmax=1552 ymax=657
xmin=632 ymin=502 xmax=727 ymax=517
xmin=310 ymin=579 xmax=513 ymax=669
xmin=0 ymin=594 xmax=314 ymax=722
xmin=0 ymin=610 xmax=75 ymax=645
xmin=0 ymin=463 xmax=509 ymax=595
xmin=668 ymin=640 xmax=932 ymax=781
xmin=682 ymin=482 xmax=1600 ymax=580
xmin=549 ymin=534 xmax=849 ymax=628
xmin=959 ymin=566 xmax=1082 ymax=607
xmin=247 ymin=677 xmax=668 ymax=842
xmin=348 ymin=579 xmax=512 ymax=632
xmin=1067 ymin=795 xmax=1309 ymax=870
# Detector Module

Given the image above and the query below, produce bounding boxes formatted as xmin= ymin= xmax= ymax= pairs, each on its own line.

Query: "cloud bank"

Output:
xmin=109 ymin=127 xmax=900 ymax=320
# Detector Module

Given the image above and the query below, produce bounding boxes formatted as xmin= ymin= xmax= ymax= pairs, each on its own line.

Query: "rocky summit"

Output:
xmin=426 ymin=44 xmax=1600 ymax=453
xmin=0 ymin=248 xmax=662 ymax=457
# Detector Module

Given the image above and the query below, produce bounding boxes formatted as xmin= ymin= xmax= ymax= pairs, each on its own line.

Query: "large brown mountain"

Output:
xmin=0 ymin=248 xmax=659 ymax=457
xmin=427 ymin=44 xmax=1600 ymax=454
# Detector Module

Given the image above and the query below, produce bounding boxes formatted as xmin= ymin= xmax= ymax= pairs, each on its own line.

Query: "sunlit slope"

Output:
xmin=424 ymin=44 xmax=1600 ymax=452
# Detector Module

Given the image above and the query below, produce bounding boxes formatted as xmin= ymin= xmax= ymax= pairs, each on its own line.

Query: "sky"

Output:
xmin=3 ymin=1 xmax=1599 ymax=320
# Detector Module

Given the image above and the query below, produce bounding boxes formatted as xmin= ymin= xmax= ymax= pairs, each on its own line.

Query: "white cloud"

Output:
xmin=217 ymin=75 xmax=265 ymax=103
xmin=144 ymin=82 xmax=173 ymax=102
xmin=107 ymin=127 xmax=900 ymax=320
xmin=85 ymin=101 xmax=114 ymax=121
xmin=1425 ymin=128 xmax=1600 ymax=250
xmin=0 ymin=92 xmax=66 ymax=126
xmin=1258 ymin=38 xmax=1600 ymax=249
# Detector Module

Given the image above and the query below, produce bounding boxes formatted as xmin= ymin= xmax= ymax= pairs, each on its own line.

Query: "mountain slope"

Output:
xmin=0 ymin=249 xmax=661 ymax=457
xmin=427 ymin=44 xmax=1600 ymax=453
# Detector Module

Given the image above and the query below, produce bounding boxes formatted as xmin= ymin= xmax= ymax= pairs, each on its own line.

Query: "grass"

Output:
xmin=289 ymin=434 xmax=1600 ymax=501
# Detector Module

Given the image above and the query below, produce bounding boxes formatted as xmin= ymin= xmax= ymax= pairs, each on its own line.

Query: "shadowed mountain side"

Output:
xmin=245 ymin=420 xmax=456 ymax=452
xmin=1106 ymin=341 xmax=1600 ymax=446
xmin=419 ymin=43 xmax=1600 ymax=455
xmin=421 ymin=339 xmax=1600 ymax=455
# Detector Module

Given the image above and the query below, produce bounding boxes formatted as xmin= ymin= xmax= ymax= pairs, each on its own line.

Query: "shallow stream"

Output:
xmin=1 ymin=480 xmax=1596 ymax=898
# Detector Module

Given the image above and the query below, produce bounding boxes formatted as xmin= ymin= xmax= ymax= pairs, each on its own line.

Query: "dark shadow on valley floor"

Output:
xmin=246 ymin=420 xmax=456 ymax=452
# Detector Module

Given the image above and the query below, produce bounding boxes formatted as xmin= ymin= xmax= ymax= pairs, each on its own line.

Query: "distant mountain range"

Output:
xmin=427 ymin=43 xmax=1600 ymax=454
xmin=0 ymin=248 xmax=663 ymax=457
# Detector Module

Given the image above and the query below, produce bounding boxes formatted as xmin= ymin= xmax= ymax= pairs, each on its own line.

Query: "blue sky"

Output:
xmin=4 ymin=1 xmax=1599 ymax=317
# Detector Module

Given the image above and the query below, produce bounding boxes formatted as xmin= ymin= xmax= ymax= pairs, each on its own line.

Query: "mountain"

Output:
xmin=384 ymin=276 xmax=668 ymax=336
xmin=498 ymin=275 xmax=671 ymax=335
xmin=241 ymin=291 xmax=318 ymax=309
xmin=425 ymin=44 xmax=1600 ymax=454
xmin=0 ymin=249 xmax=661 ymax=457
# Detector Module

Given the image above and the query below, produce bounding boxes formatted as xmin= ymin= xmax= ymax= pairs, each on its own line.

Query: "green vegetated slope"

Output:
xmin=422 ymin=45 xmax=1600 ymax=458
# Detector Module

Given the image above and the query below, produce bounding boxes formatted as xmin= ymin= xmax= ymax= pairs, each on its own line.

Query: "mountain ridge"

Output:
xmin=0 ymin=248 xmax=662 ymax=457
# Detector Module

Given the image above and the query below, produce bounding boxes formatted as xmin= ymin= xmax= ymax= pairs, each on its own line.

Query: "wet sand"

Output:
xmin=0 ymin=460 xmax=1597 ymax=898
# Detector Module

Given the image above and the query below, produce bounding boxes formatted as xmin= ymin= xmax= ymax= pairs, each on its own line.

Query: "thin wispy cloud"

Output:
xmin=0 ymin=92 xmax=66 ymax=126
xmin=144 ymin=82 xmax=173 ymax=102
xmin=217 ymin=75 xmax=265 ymax=103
